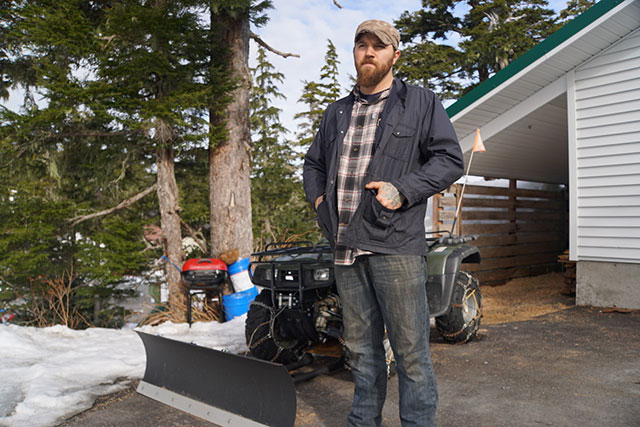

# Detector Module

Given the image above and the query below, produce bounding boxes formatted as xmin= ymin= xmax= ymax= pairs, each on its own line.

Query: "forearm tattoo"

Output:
xmin=379 ymin=183 xmax=405 ymax=209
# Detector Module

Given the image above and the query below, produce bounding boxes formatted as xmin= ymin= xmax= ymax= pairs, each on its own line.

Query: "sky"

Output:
xmin=249 ymin=0 xmax=571 ymax=137
xmin=0 ymin=316 xmax=248 ymax=426
xmin=248 ymin=0 xmax=422 ymax=135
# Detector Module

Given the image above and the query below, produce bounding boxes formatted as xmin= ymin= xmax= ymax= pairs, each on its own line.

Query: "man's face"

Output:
xmin=353 ymin=33 xmax=400 ymax=88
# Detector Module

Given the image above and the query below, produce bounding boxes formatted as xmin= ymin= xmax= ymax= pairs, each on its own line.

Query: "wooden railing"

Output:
xmin=433 ymin=180 xmax=568 ymax=285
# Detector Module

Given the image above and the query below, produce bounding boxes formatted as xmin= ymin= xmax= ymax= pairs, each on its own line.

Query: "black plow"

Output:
xmin=136 ymin=331 xmax=297 ymax=426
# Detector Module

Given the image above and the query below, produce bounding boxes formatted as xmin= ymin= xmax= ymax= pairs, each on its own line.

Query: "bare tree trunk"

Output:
xmin=156 ymin=142 xmax=185 ymax=307
xmin=209 ymin=11 xmax=253 ymax=259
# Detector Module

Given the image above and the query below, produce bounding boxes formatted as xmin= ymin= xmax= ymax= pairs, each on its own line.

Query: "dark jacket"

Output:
xmin=303 ymin=78 xmax=464 ymax=255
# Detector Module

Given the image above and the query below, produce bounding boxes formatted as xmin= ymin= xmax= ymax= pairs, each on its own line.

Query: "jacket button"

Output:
xmin=382 ymin=215 xmax=387 ymax=220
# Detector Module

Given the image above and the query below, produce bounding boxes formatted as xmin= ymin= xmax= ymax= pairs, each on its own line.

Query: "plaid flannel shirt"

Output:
xmin=334 ymin=87 xmax=390 ymax=265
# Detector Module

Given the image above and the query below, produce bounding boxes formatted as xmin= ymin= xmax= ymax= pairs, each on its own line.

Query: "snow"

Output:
xmin=0 ymin=316 xmax=248 ymax=427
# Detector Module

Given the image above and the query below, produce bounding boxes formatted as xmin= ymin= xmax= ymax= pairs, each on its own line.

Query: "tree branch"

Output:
xmin=180 ymin=220 xmax=208 ymax=254
xmin=68 ymin=183 xmax=158 ymax=227
xmin=0 ymin=147 xmax=27 ymax=168
xmin=53 ymin=129 xmax=141 ymax=139
xmin=333 ymin=0 xmax=343 ymax=8
xmin=108 ymin=152 xmax=131 ymax=188
xmin=250 ymin=31 xmax=300 ymax=58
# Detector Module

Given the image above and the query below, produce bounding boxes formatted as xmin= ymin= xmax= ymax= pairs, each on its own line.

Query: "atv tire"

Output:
xmin=435 ymin=271 xmax=482 ymax=344
xmin=245 ymin=290 xmax=301 ymax=364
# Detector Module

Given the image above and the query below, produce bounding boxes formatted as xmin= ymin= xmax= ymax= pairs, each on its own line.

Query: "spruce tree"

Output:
xmin=0 ymin=0 xmax=157 ymax=326
xmin=0 ymin=0 xmax=235 ymax=324
xmin=207 ymin=1 xmax=274 ymax=261
xmin=558 ymin=0 xmax=596 ymax=24
xmin=250 ymin=47 xmax=316 ymax=246
xmin=294 ymin=39 xmax=342 ymax=150
xmin=395 ymin=0 xmax=558 ymax=98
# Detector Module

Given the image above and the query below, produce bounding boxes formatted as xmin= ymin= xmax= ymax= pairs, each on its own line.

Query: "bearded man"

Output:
xmin=303 ymin=19 xmax=464 ymax=426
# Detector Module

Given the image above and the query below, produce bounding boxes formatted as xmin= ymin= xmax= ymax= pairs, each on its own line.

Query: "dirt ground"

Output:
xmin=61 ymin=272 xmax=640 ymax=427
xmin=480 ymin=272 xmax=574 ymax=324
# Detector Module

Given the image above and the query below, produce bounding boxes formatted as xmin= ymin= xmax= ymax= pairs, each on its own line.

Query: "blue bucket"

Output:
xmin=222 ymin=286 xmax=259 ymax=321
xmin=228 ymin=257 xmax=251 ymax=275
xmin=228 ymin=257 xmax=253 ymax=292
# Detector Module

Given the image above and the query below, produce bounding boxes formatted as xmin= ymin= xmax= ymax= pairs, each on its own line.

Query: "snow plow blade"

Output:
xmin=136 ymin=331 xmax=296 ymax=426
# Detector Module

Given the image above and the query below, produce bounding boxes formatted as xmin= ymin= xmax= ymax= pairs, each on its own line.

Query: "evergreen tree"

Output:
xmin=558 ymin=0 xmax=596 ymax=23
xmin=294 ymin=39 xmax=342 ymax=150
xmin=0 ymin=0 xmax=237 ymax=324
xmin=0 ymin=0 xmax=156 ymax=326
xmin=249 ymin=47 xmax=317 ymax=246
xmin=92 ymin=0 xmax=225 ymax=306
xmin=395 ymin=0 xmax=558 ymax=98
xmin=319 ymin=40 xmax=342 ymax=109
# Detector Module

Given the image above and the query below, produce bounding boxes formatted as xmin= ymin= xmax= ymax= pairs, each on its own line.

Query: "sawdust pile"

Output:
xmin=480 ymin=272 xmax=574 ymax=325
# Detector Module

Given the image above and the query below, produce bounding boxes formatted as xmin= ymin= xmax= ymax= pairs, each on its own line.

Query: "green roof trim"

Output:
xmin=446 ymin=0 xmax=627 ymax=119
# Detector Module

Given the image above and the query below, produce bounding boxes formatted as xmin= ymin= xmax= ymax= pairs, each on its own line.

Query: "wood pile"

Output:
xmin=557 ymin=250 xmax=576 ymax=296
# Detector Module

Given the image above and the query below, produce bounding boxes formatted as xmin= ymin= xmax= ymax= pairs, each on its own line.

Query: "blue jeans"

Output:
xmin=335 ymin=254 xmax=437 ymax=427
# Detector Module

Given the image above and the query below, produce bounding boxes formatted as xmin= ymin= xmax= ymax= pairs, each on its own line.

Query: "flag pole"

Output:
xmin=451 ymin=129 xmax=484 ymax=235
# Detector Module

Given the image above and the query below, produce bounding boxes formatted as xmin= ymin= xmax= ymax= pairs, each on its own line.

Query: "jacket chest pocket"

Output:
xmin=383 ymin=124 xmax=415 ymax=161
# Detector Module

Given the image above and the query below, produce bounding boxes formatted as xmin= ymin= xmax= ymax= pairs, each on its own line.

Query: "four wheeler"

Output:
xmin=245 ymin=233 xmax=483 ymax=365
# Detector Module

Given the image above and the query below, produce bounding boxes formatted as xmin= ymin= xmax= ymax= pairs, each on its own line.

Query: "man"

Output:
xmin=303 ymin=19 xmax=464 ymax=426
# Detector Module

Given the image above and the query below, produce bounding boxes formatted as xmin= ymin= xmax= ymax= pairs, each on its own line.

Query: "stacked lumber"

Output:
xmin=557 ymin=250 xmax=576 ymax=296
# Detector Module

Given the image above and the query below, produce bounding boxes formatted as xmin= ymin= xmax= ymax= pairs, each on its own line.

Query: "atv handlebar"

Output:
xmin=265 ymin=241 xmax=316 ymax=251
xmin=437 ymin=235 xmax=478 ymax=246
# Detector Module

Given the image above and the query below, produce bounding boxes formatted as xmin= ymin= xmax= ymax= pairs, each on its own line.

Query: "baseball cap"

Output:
xmin=354 ymin=19 xmax=400 ymax=50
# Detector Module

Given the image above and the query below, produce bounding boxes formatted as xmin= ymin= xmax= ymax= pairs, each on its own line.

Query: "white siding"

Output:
xmin=574 ymin=28 xmax=640 ymax=263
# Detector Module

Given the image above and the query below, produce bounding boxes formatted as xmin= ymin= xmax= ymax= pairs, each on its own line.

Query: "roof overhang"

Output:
xmin=447 ymin=0 xmax=640 ymax=184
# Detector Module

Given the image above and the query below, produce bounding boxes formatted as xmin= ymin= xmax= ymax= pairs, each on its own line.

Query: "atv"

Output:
xmin=246 ymin=233 xmax=483 ymax=365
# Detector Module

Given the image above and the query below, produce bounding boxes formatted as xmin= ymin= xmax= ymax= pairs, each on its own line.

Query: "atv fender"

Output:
xmin=446 ymin=245 xmax=481 ymax=274
xmin=426 ymin=245 xmax=481 ymax=317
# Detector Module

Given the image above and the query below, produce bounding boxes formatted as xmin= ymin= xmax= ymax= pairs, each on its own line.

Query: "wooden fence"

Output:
xmin=433 ymin=180 xmax=568 ymax=285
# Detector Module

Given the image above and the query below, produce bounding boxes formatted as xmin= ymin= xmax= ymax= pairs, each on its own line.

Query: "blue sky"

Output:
xmin=251 ymin=0 xmax=571 ymax=136
xmin=249 ymin=0 xmax=423 ymax=135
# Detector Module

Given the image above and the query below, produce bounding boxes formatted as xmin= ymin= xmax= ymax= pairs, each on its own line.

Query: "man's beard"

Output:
xmin=356 ymin=56 xmax=393 ymax=88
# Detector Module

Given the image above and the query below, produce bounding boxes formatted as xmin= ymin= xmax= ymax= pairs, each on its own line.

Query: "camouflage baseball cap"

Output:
xmin=354 ymin=19 xmax=400 ymax=50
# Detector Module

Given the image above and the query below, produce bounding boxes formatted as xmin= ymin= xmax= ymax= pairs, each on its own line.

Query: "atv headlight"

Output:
xmin=313 ymin=268 xmax=330 ymax=281
xmin=264 ymin=268 xmax=274 ymax=281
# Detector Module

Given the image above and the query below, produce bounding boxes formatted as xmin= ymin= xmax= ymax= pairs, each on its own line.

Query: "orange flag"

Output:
xmin=472 ymin=128 xmax=486 ymax=152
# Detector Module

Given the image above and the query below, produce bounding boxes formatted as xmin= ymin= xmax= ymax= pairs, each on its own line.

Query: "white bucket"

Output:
xmin=228 ymin=258 xmax=253 ymax=293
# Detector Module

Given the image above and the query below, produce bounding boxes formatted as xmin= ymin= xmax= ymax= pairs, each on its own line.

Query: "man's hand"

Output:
xmin=315 ymin=195 xmax=324 ymax=210
xmin=365 ymin=181 xmax=406 ymax=210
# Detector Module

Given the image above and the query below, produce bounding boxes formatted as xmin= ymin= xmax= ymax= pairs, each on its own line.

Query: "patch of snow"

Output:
xmin=0 ymin=315 xmax=247 ymax=426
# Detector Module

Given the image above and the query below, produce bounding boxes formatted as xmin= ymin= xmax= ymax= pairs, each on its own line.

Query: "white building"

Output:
xmin=447 ymin=0 xmax=640 ymax=308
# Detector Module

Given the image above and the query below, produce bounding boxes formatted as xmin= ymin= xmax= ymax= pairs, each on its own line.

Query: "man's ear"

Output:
xmin=392 ymin=49 xmax=401 ymax=65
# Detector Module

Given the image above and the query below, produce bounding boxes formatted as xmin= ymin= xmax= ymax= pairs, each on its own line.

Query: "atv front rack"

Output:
xmin=252 ymin=240 xmax=332 ymax=261
xmin=250 ymin=241 xmax=334 ymax=311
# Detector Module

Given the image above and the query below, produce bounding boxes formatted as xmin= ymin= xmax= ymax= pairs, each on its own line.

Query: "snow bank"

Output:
xmin=0 ymin=315 xmax=247 ymax=427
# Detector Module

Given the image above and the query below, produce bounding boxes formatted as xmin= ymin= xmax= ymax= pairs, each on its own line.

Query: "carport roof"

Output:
xmin=446 ymin=0 xmax=640 ymax=184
